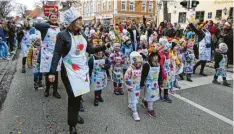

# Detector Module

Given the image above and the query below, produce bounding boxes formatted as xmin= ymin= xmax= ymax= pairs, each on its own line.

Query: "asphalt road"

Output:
xmin=0 ymin=56 xmax=233 ymax=134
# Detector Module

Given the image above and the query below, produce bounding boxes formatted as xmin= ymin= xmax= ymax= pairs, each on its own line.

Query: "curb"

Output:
xmin=0 ymin=48 xmax=18 ymax=84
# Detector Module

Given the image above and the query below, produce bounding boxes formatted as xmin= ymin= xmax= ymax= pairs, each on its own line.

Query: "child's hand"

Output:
xmin=99 ymin=64 xmax=105 ymax=68
xmin=128 ymin=88 xmax=132 ymax=92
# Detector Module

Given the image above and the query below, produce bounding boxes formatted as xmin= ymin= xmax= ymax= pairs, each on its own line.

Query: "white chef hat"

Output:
xmin=219 ymin=42 xmax=228 ymax=53
xmin=140 ymin=35 xmax=147 ymax=41
xmin=113 ymin=42 xmax=121 ymax=48
xmin=130 ymin=51 xmax=143 ymax=64
xmin=30 ymin=34 xmax=41 ymax=44
xmin=63 ymin=7 xmax=82 ymax=25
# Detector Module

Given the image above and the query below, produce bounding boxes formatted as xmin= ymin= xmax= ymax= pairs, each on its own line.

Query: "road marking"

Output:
xmin=171 ymin=94 xmax=234 ymax=126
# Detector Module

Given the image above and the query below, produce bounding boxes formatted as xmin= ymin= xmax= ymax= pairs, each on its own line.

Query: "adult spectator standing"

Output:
xmin=188 ymin=19 xmax=212 ymax=76
xmin=127 ymin=21 xmax=140 ymax=51
xmin=220 ymin=22 xmax=233 ymax=65
xmin=7 ymin=21 xmax=16 ymax=53
xmin=162 ymin=23 xmax=176 ymax=38
xmin=35 ymin=12 xmax=61 ymax=99
xmin=48 ymin=6 xmax=109 ymax=134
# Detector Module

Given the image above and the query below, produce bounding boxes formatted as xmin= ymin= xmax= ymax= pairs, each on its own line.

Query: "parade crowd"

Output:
xmin=0 ymin=6 xmax=233 ymax=134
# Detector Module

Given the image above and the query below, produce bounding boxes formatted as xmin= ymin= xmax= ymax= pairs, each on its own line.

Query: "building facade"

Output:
xmin=80 ymin=0 xmax=156 ymax=25
xmin=157 ymin=0 xmax=233 ymax=28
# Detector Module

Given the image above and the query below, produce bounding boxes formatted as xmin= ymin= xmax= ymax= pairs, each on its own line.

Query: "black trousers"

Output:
xmin=61 ymin=65 xmax=81 ymax=126
xmin=45 ymin=72 xmax=58 ymax=91
xmin=22 ymin=57 xmax=27 ymax=66
xmin=95 ymin=90 xmax=102 ymax=98
xmin=194 ymin=60 xmax=207 ymax=73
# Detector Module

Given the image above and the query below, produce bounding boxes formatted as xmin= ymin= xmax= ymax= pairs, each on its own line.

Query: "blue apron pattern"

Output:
xmin=216 ymin=54 xmax=227 ymax=77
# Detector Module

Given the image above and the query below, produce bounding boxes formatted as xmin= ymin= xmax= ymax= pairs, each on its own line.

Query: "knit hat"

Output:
xmin=130 ymin=51 xmax=143 ymax=64
xmin=63 ymin=6 xmax=81 ymax=25
xmin=218 ymin=42 xmax=228 ymax=53
xmin=30 ymin=34 xmax=41 ymax=44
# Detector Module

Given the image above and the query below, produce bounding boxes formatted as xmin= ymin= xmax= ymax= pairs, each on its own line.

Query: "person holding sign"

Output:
xmin=48 ymin=7 xmax=110 ymax=134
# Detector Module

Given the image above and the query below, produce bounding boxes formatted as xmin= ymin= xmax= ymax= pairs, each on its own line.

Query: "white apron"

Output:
xmin=91 ymin=56 xmax=107 ymax=91
xmin=21 ymin=31 xmax=31 ymax=57
xmin=199 ymin=30 xmax=211 ymax=61
xmin=40 ymin=27 xmax=61 ymax=73
xmin=123 ymin=46 xmax=132 ymax=70
xmin=63 ymin=33 xmax=90 ymax=97
xmin=112 ymin=56 xmax=124 ymax=83
xmin=128 ymin=67 xmax=142 ymax=104
xmin=144 ymin=63 xmax=160 ymax=102
xmin=216 ymin=54 xmax=227 ymax=77
xmin=163 ymin=56 xmax=171 ymax=89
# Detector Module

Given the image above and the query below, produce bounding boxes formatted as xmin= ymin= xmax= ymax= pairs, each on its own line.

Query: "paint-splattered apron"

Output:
xmin=128 ymin=68 xmax=142 ymax=104
xmin=21 ymin=31 xmax=31 ymax=57
xmin=112 ymin=56 xmax=124 ymax=84
xmin=123 ymin=46 xmax=132 ymax=70
xmin=40 ymin=27 xmax=61 ymax=73
xmin=199 ymin=30 xmax=211 ymax=61
xmin=91 ymin=57 xmax=107 ymax=91
xmin=144 ymin=63 xmax=160 ymax=102
xmin=63 ymin=33 xmax=90 ymax=97
xmin=216 ymin=54 xmax=227 ymax=77
xmin=163 ymin=56 xmax=171 ymax=89
xmin=183 ymin=51 xmax=194 ymax=74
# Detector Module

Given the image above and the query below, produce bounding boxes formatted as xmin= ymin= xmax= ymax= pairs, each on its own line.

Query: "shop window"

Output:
xmin=195 ymin=11 xmax=205 ymax=21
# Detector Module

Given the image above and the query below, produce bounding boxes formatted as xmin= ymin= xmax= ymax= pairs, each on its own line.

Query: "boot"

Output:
xmin=159 ymin=88 xmax=163 ymax=100
xmin=212 ymin=79 xmax=220 ymax=84
xmin=114 ymin=88 xmax=120 ymax=95
xmin=77 ymin=116 xmax=84 ymax=124
xmin=187 ymin=77 xmax=193 ymax=82
xmin=199 ymin=61 xmax=207 ymax=76
xmin=22 ymin=66 xmax=26 ymax=73
xmin=199 ymin=72 xmax=207 ymax=76
xmin=179 ymin=74 xmax=184 ymax=80
xmin=119 ymin=87 xmax=124 ymax=95
xmin=174 ymin=80 xmax=181 ymax=89
xmin=163 ymin=89 xmax=172 ymax=103
xmin=53 ymin=91 xmax=61 ymax=99
xmin=69 ymin=126 xmax=77 ymax=134
xmin=34 ymin=82 xmax=38 ymax=90
xmin=94 ymin=98 xmax=99 ymax=106
xmin=53 ymin=84 xmax=61 ymax=99
xmin=38 ymin=80 xmax=43 ymax=88
xmin=44 ymin=89 xmax=49 ymax=97
xmin=223 ymin=80 xmax=231 ymax=87
xmin=98 ymin=96 xmax=104 ymax=102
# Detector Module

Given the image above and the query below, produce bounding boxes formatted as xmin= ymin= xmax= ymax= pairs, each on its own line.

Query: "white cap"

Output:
xmin=63 ymin=7 xmax=81 ymax=25
xmin=130 ymin=51 xmax=143 ymax=63
xmin=219 ymin=42 xmax=228 ymax=53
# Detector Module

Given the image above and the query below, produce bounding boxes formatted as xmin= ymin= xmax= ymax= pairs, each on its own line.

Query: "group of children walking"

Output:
xmin=20 ymin=20 xmax=231 ymax=122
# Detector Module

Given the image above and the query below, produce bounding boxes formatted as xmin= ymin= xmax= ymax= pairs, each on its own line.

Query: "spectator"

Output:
xmin=162 ymin=23 xmax=176 ymax=38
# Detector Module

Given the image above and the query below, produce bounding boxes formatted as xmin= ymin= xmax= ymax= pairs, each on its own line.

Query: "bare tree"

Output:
xmin=16 ymin=3 xmax=27 ymax=18
xmin=0 ymin=0 xmax=14 ymax=18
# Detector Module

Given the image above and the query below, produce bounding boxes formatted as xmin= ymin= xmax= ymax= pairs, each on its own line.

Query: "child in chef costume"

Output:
xmin=124 ymin=51 xmax=143 ymax=121
xmin=88 ymin=44 xmax=110 ymax=106
xmin=109 ymin=42 xmax=125 ymax=95
xmin=140 ymin=47 xmax=161 ymax=118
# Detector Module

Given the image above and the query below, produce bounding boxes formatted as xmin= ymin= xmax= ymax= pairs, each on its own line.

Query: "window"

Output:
xmin=108 ymin=1 xmax=112 ymax=11
xmin=208 ymin=12 xmax=212 ymax=19
xmin=102 ymin=1 xmax=106 ymax=12
xmin=97 ymin=1 xmax=100 ymax=13
xmin=142 ymin=0 xmax=146 ymax=12
xmin=216 ymin=10 xmax=222 ymax=19
xmin=148 ymin=1 xmax=153 ymax=13
xmin=121 ymin=0 xmax=126 ymax=11
xmin=129 ymin=0 xmax=135 ymax=11
xmin=178 ymin=12 xmax=186 ymax=23
xmin=229 ymin=7 xmax=233 ymax=18
xmin=195 ymin=11 xmax=205 ymax=21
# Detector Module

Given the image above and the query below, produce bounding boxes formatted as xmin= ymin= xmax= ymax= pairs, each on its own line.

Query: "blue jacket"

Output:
xmin=120 ymin=43 xmax=133 ymax=57
xmin=0 ymin=28 xmax=6 ymax=41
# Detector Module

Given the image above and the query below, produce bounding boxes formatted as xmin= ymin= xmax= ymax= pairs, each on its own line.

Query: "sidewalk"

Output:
xmin=206 ymin=61 xmax=233 ymax=73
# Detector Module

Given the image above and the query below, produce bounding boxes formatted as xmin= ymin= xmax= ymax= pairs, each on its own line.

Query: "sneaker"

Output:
xmin=114 ymin=88 xmax=120 ymax=95
xmin=199 ymin=73 xmax=207 ymax=76
xmin=2 ymin=57 xmax=10 ymax=60
xmin=22 ymin=68 xmax=26 ymax=73
xmin=80 ymin=103 xmax=84 ymax=112
xmin=119 ymin=88 xmax=124 ymax=95
xmin=128 ymin=104 xmax=132 ymax=109
xmin=174 ymin=81 xmax=181 ymax=89
xmin=147 ymin=110 xmax=156 ymax=118
xmin=98 ymin=96 xmax=104 ymax=102
xmin=179 ymin=74 xmax=184 ymax=80
xmin=142 ymin=99 xmax=148 ymax=108
xmin=212 ymin=79 xmax=220 ymax=84
xmin=132 ymin=112 xmax=140 ymax=121
xmin=163 ymin=95 xmax=172 ymax=103
xmin=94 ymin=99 xmax=98 ymax=106
xmin=77 ymin=116 xmax=84 ymax=124
xmin=34 ymin=82 xmax=38 ymax=90
xmin=223 ymin=80 xmax=231 ymax=87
